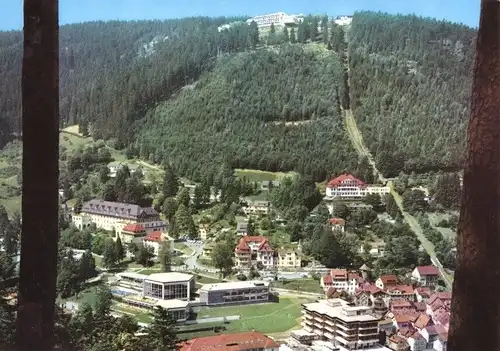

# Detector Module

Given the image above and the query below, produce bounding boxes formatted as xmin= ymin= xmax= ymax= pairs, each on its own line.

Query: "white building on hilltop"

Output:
xmin=246 ymin=12 xmax=304 ymax=28
xmin=325 ymin=174 xmax=390 ymax=200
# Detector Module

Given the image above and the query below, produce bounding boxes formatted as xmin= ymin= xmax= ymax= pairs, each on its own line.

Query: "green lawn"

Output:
xmin=112 ymin=304 xmax=152 ymax=323
xmin=195 ymin=275 xmax=224 ymax=285
xmin=427 ymin=212 xmax=457 ymax=240
xmin=174 ymin=242 xmax=193 ymax=256
xmin=271 ymin=279 xmax=323 ymax=294
xmin=195 ymin=297 xmax=308 ymax=334
xmin=234 ymin=169 xmax=298 ymax=182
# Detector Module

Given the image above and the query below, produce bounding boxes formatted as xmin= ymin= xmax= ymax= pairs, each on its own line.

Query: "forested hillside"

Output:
xmin=0 ymin=16 xmax=252 ymax=146
xmin=349 ymin=12 xmax=476 ymax=176
xmin=136 ymin=44 xmax=358 ymax=181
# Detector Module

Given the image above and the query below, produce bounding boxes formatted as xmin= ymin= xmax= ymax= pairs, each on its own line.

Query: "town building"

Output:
xmin=142 ymin=231 xmax=173 ymax=256
xmin=242 ymin=199 xmax=271 ymax=216
xmin=119 ymin=223 xmax=147 ymax=244
xmin=72 ymin=199 xmax=166 ymax=233
xmin=107 ymin=161 xmax=145 ymax=178
xmin=260 ymin=180 xmax=280 ymax=191
xmin=115 ymin=272 xmax=195 ymax=322
xmin=359 ymin=241 xmax=386 ymax=257
xmin=334 ymin=15 xmax=353 ymax=26
xmin=236 ymin=220 xmax=249 ymax=235
xmin=320 ymin=269 xmax=361 ymax=294
xmin=276 ymin=247 xmax=302 ymax=268
xmin=234 ymin=235 xmax=274 ymax=268
xmin=411 ymin=265 xmax=440 ymax=287
xmin=375 ymin=275 xmax=399 ymax=290
xmin=325 ymin=174 xmax=390 ymax=200
xmin=178 ymin=331 xmax=280 ymax=351
xmin=198 ymin=281 xmax=270 ymax=306
xmin=301 ymin=299 xmax=381 ymax=350
xmin=246 ymin=12 xmax=304 ymax=28
xmin=329 ymin=217 xmax=346 ymax=232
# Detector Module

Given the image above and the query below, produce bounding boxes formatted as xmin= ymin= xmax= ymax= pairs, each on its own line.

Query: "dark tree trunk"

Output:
xmin=449 ymin=1 xmax=500 ymax=350
xmin=16 ymin=0 xmax=59 ymax=349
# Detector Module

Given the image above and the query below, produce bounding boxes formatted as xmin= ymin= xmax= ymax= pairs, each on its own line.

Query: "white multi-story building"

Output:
xmin=325 ymin=174 xmax=390 ymax=200
xmin=198 ymin=281 xmax=270 ymax=306
xmin=302 ymin=299 xmax=381 ymax=350
xmin=320 ymin=269 xmax=361 ymax=294
xmin=246 ymin=12 xmax=304 ymax=28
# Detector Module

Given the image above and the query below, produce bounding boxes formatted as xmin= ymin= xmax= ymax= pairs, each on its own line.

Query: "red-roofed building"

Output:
xmin=387 ymin=334 xmax=410 ymax=351
xmin=414 ymin=287 xmax=432 ymax=302
xmin=385 ymin=285 xmax=415 ymax=302
xmin=178 ymin=331 xmax=280 ymax=351
xmin=328 ymin=217 xmax=346 ymax=232
xmin=407 ymin=331 xmax=426 ymax=351
xmin=119 ymin=223 xmax=147 ymax=244
xmin=376 ymin=275 xmax=399 ymax=290
xmin=412 ymin=265 xmax=440 ymax=287
xmin=235 ymin=236 xmax=274 ymax=268
xmin=142 ymin=231 xmax=173 ymax=256
xmin=320 ymin=269 xmax=361 ymax=294
xmin=325 ymin=173 xmax=390 ymax=200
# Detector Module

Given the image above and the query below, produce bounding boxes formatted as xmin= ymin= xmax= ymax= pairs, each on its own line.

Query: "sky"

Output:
xmin=1 ymin=0 xmax=480 ymax=31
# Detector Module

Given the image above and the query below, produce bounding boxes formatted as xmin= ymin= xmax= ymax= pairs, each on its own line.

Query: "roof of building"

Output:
xmin=356 ymin=283 xmax=384 ymax=296
xmin=156 ymin=299 xmax=190 ymax=310
xmin=391 ymin=299 xmax=413 ymax=309
xmin=145 ymin=272 xmax=194 ymax=283
xmin=144 ymin=231 xmax=163 ymax=242
xmin=394 ymin=315 xmax=415 ymax=324
xmin=386 ymin=285 xmax=414 ymax=295
xmin=359 ymin=263 xmax=371 ymax=271
xmin=235 ymin=236 xmax=273 ymax=253
xmin=122 ymin=223 xmax=146 ymax=233
xmin=415 ymin=287 xmax=432 ymax=297
xmin=199 ymin=281 xmax=269 ymax=292
xmin=325 ymin=287 xmax=342 ymax=299
xmin=413 ymin=313 xmax=433 ymax=330
xmin=81 ymin=199 xmax=158 ymax=220
xmin=117 ymin=272 xmax=148 ymax=281
xmin=328 ymin=218 xmax=346 ymax=225
xmin=178 ymin=331 xmax=279 ymax=351
xmin=415 ymin=265 xmax=439 ymax=276
xmin=389 ymin=335 xmax=408 ymax=345
xmin=303 ymin=299 xmax=379 ymax=323
xmin=327 ymin=174 xmax=366 ymax=188
xmin=378 ymin=275 xmax=399 ymax=285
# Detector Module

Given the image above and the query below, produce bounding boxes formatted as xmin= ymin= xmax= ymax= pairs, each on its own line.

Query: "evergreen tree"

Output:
xmin=176 ymin=187 xmax=191 ymax=208
xmin=162 ymin=197 xmax=178 ymax=224
xmin=135 ymin=244 xmax=154 ymax=267
xmin=73 ymin=197 xmax=83 ymax=214
xmin=79 ymin=249 xmax=97 ymax=281
xmin=268 ymin=23 xmax=277 ymax=45
xmin=115 ymin=235 xmax=125 ymax=261
xmin=211 ymin=240 xmax=234 ymax=276
xmin=158 ymin=241 xmax=172 ymax=272
xmin=282 ymin=26 xmax=290 ymax=43
xmin=193 ymin=185 xmax=204 ymax=209
xmin=94 ymin=285 xmax=113 ymax=318
xmin=290 ymin=27 xmax=297 ymax=44
xmin=249 ymin=21 xmax=259 ymax=49
xmin=102 ymin=239 xmax=118 ymax=268
xmin=310 ymin=17 xmax=319 ymax=41
xmin=145 ymin=307 xmax=178 ymax=350
xmin=163 ymin=164 xmax=179 ymax=197
xmin=321 ymin=15 xmax=329 ymax=44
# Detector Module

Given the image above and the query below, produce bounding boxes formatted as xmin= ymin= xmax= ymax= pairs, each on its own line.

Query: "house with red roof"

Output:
xmin=143 ymin=231 xmax=173 ymax=256
xmin=119 ymin=223 xmax=147 ymax=244
xmin=234 ymin=236 xmax=274 ymax=268
xmin=328 ymin=217 xmax=346 ymax=232
xmin=325 ymin=173 xmax=390 ymax=200
xmin=411 ymin=265 xmax=440 ymax=287
xmin=320 ymin=269 xmax=362 ymax=294
xmin=178 ymin=331 xmax=279 ymax=351
xmin=375 ymin=275 xmax=399 ymax=290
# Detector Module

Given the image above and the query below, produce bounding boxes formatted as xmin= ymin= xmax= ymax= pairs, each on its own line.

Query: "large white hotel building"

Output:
xmin=246 ymin=12 xmax=304 ymax=28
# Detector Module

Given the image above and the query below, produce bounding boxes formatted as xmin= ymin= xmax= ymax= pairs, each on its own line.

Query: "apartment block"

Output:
xmin=325 ymin=174 xmax=390 ymax=200
xmin=302 ymin=299 xmax=380 ymax=350
xmin=198 ymin=281 xmax=270 ymax=306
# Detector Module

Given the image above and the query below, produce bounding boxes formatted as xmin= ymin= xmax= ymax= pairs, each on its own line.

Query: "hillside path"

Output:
xmin=340 ymin=26 xmax=452 ymax=290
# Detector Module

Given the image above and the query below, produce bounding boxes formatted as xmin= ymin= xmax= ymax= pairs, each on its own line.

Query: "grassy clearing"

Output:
xmin=234 ymin=169 xmax=298 ymax=182
xmin=112 ymin=303 xmax=152 ymax=323
xmin=427 ymin=212 xmax=457 ymax=240
xmin=195 ymin=275 xmax=224 ymax=285
xmin=174 ymin=242 xmax=193 ymax=256
xmin=194 ymin=297 xmax=309 ymax=334
xmin=271 ymin=279 xmax=323 ymax=294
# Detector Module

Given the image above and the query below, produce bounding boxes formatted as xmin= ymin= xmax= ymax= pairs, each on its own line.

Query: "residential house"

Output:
xmin=320 ymin=269 xmax=361 ymax=294
xmin=143 ymin=231 xmax=173 ymax=256
xmin=236 ymin=221 xmax=249 ymax=235
xmin=376 ymin=275 xmax=399 ymax=290
xmin=385 ymin=285 xmax=415 ymax=303
xmin=387 ymin=335 xmax=410 ymax=351
xmin=411 ymin=266 xmax=440 ymax=287
xmin=426 ymin=292 xmax=452 ymax=332
xmin=325 ymin=287 xmax=343 ymax=299
xmin=260 ymin=180 xmax=280 ymax=191
xmin=355 ymin=284 xmax=388 ymax=316
xmin=406 ymin=332 xmax=427 ymax=351
xmin=276 ymin=247 xmax=302 ymax=268
xmin=325 ymin=174 xmax=390 ymax=200
xmin=242 ymin=200 xmax=271 ymax=216
xmin=328 ymin=217 xmax=345 ymax=232
xmin=392 ymin=315 xmax=416 ymax=330
xmin=119 ymin=223 xmax=147 ymax=244
xmin=378 ymin=319 xmax=395 ymax=334
xmin=412 ymin=314 xmax=433 ymax=331
xmin=414 ymin=287 xmax=431 ymax=302
xmin=198 ymin=224 xmax=209 ymax=240
xmin=72 ymin=199 xmax=166 ymax=233
xmin=359 ymin=241 xmax=386 ymax=257
xmin=202 ymin=244 xmax=213 ymax=258
xmin=234 ymin=236 xmax=274 ymax=268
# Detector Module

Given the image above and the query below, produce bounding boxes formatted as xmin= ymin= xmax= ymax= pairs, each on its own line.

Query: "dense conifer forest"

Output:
xmin=0 ymin=12 xmax=477 ymax=179
xmin=349 ymin=12 xmax=476 ymax=176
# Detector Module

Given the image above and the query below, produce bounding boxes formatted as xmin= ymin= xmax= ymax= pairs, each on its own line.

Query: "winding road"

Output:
xmin=341 ymin=26 xmax=452 ymax=290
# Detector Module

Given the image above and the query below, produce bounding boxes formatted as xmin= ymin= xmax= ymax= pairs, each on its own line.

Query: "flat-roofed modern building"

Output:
xmin=302 ymin=299 xmax=381 ymax=350
xmin=143 ymin=272 xmax=195 ymax=301
xmin=199 ymin=280 xmax=270 ymax=306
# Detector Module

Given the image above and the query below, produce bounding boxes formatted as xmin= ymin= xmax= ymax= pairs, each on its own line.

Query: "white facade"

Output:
xmin=326 ymin=184 xmax=390 ymax=199
xmin=246 ymin=12 xmax=303 ymax=28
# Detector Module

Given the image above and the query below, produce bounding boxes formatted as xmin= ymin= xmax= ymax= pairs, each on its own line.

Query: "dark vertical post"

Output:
xmin=449 ymin=1 xmax=500 ymax=350
xmin=17 ymin=0 xmax=59 ymax=349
